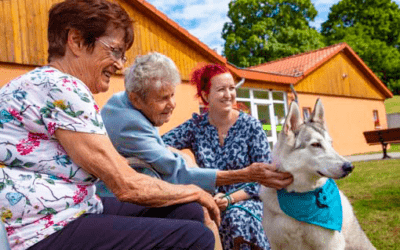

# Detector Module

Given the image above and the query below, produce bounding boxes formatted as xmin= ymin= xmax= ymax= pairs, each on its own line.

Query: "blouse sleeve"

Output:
xmin=39 ymin=74 xmax=106 ymax=136
xmin=244 ymin=117 xmax=272 ymax=198
xmin=162 ymin=117 xmax=196 ymax=150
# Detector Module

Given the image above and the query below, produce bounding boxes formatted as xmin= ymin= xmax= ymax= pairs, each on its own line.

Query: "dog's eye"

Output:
xmin=311 ymin=142 xmax=323 ymax=148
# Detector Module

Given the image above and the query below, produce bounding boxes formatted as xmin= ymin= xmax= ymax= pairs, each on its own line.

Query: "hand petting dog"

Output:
xmin=246 ymin=162 xmax=293 ymax=190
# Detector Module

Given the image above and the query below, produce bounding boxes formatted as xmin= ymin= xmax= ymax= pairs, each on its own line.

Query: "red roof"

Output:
xmin=248 ymin=43 xmax=345 ymax=77
xmin=247 ymin=43 xmax=392 ymax=98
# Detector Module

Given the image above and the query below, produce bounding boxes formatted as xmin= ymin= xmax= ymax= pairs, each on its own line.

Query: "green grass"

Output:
xmin=351 ymin=143 xmax=400 ymax=156
xmin=389 ymin=143 xmax=400 ymax=153
xmin=336 ymin=159 xmax=400 ymax=249
xmin=385 ymin=95 xmax=400 ymax=114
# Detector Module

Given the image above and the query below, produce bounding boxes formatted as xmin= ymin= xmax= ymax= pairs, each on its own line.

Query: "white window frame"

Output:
xmin=236 ymin=88 xmax=288 ymax=147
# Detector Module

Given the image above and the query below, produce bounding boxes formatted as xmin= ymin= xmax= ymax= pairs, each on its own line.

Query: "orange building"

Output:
xmin=0 ymin=0 xmax=393 ymax=155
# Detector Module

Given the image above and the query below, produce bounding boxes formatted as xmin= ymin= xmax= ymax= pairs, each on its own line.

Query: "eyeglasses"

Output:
xmin=97 ymin=39 xmax=127 ymax=64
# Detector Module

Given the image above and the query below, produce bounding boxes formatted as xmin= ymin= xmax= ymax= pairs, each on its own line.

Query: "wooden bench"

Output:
xmin=363 ymin=128 xmax=400 ymax=159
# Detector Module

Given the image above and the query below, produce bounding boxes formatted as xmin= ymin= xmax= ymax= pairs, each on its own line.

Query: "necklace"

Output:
xmin=208 ymin=114 xmax=232 ymax=142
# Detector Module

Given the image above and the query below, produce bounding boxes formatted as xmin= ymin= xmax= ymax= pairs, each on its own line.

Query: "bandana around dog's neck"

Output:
xmin=277 ymin=178 xmax=343 ymax=231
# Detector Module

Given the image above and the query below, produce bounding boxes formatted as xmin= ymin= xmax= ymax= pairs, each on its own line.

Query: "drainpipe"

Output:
xmin=290 ymin=84 xmax=298 ymax=103
xmin=235 ymin=78 xmax=245 ymax=89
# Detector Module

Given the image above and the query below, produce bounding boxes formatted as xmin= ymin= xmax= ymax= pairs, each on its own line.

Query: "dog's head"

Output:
xmin=273 ymin=99 xmax=353 ymax=191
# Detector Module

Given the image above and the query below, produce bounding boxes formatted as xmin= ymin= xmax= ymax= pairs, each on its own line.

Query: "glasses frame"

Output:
xmin=97 ymin=39 xmax=127 ymax=64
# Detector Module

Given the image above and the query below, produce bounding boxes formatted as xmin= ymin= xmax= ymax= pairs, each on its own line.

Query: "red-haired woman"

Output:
xmin=162 ymin=64 xmax=291 ymax=250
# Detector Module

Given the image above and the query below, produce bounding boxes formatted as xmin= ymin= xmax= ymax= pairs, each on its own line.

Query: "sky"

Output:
xmin=146 ymin=0 xmax=400 ymax=55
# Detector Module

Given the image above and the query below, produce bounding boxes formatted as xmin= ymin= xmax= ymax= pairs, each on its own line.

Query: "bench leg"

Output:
xmin=382 ymin=142 xmax=391 ymax=159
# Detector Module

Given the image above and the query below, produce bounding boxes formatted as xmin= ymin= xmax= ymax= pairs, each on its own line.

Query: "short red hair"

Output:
xmin=191 ymin=63 xmax=230 ymax=105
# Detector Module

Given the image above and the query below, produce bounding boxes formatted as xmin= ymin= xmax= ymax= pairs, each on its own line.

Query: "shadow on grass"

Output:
xmin=353 ymin=187 xmax=400 ymax=211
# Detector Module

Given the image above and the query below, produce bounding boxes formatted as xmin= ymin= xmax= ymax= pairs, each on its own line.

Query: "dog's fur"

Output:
xmin=260 ymin=99 xmax=376 ymax=250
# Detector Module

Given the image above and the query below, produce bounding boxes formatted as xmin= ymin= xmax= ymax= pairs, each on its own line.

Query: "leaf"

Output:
xmin=80 ymin=97 xmax=91 ymax=103
xmin=34 ymin=119 xmax=45 ymax=125
xmin=50 ymin=88 xmax=63 ymax=93
xmin=46 ymin=101 xmax=55 ymax=109
xmin=91 ymin=119 xmax=99 ymax=127
xmin=6 ymin=179 xmax=14 ymax=186
xmin=0 ymin=182 xmax=5 ymax=191
xmin=37 ymin=207 xmax=57 ymax=215
xmin=75 ymin=111 xmax=84 ymax=116
xmin=45 ymin=179 xmax=55 ymax=185
xmin=23 ymin=162 xmax=35 ymax=168
xmin=4 ymin=149 xmax=12 ymax=162
xmin=15 ymin=218 xmax=22 ymax=224
xmin=10 ymin=158 xmax=23 ymax=168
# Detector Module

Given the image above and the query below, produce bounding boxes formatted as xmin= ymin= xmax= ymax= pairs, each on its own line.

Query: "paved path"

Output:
xmin=345 ymin=152 xmax=400 ymax=162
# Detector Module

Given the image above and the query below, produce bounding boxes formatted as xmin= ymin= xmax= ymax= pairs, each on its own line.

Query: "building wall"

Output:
xmin=296 ymin=53 xmax=386 ymax=100
xmin=0 ymin=0 xmax=218 ymax=80
xmin=297 ymin=93 xmax=386 ymax=156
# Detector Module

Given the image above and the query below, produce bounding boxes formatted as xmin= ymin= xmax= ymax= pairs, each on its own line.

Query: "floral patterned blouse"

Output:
xmin=0 ymin=66 xmax=106 ymax=250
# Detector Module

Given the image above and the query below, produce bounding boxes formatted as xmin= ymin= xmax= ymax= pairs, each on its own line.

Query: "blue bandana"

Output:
xmin=277 ymin=178 xmax=343 ymax=231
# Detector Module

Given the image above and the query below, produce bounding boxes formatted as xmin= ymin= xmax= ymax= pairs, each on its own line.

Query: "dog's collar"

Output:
xmin=277 ymin=178 xmax=343 ymax=231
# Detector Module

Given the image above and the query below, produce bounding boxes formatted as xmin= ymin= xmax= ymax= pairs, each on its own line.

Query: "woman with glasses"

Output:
xmin=0 ymin=1 xmax=219 ymax=249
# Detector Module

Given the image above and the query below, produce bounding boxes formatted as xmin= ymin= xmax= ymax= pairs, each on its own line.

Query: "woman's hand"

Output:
xmin=247 ymin=162 xmax=293 ymax=189
xmin=214 ymin=193 xmax=230 ymax=211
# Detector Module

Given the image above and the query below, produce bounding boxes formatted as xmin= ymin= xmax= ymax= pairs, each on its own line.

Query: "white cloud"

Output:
xmin=147 ymin=0 xmax=230 ymax=54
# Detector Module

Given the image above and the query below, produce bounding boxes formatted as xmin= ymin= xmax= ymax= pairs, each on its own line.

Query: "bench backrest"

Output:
xmin=363 ymin=128 xmax=400 ymax=144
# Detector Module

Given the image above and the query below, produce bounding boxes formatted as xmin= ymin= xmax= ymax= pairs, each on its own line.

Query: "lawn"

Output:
xmin=336 ymin=158 xmax=400 ymax=250
xmin=384 ymin=95 xmax=400 ymax=114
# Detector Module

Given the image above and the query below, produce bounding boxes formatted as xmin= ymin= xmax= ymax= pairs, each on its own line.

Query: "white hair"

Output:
xmin=124 ymin=52 xmax=181 ymax=100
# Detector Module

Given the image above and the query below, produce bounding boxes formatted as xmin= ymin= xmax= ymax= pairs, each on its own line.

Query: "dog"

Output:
xmin=259 ymin=99 xmax=376 ymax=250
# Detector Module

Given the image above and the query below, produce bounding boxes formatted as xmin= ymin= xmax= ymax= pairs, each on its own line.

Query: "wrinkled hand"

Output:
xmin=193 ymin=186 xmax=221 ymax=226
xmin=213 ymin=193 xmax=229 ymax=211
xmin=247 ymin=162 xmax=293 ymax=189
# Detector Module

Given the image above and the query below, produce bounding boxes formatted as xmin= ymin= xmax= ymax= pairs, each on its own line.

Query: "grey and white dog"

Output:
xmin=260 ymin=99 xmax=376 ymax=250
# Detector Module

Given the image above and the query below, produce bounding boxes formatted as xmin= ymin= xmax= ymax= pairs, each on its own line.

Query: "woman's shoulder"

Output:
xmin=238 ymin=111 xmax=261 ymax=126
xmin=190 ymin=112 xmax=208 ymax=125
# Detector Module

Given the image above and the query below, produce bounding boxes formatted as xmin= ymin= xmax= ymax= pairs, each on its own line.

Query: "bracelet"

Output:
xmin=225 ymin=195 xmax=233 ymax=206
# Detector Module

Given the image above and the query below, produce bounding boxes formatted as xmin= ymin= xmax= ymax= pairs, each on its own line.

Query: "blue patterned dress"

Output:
xmin=162 ymin=112 xmax=272 ymax=250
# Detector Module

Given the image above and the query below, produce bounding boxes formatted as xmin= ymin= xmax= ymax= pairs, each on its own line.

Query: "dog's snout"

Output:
xmin=342 ymin=162 xmax=354 ymax=174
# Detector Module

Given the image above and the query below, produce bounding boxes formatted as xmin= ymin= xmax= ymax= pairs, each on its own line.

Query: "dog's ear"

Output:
xmin=283 ymin=101 xmax=303 ymax=135
xmin=309 ymin=99 xmax=325 ymax=127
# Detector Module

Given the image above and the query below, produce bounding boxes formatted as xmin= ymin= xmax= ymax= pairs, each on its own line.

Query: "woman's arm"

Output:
xmin=55 ymin=129 xmax=220 ymax=225
xmin=214 ymin=190 xmax=250 ymax=211
xmin=215 ymin=163 xmax=292 ymax=189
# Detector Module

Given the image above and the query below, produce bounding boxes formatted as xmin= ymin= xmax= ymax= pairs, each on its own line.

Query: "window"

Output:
xmin=236 ymin=88 xmax=287 ymax=147
xmin=373 ymin=110 xmax=380 ymax=129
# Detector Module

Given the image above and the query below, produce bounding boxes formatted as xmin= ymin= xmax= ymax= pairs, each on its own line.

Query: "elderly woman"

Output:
xmin=161 ymin=63 xmax=278 ymax=249
xmin=101 ymin=53 xmax=292 ymax=195
xmin=102 ymin=55 xmax=293 ymax=249
xmin=0 ymin=1 xmax=220 ymax=250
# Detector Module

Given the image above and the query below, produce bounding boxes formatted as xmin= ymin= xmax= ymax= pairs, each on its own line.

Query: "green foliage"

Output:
xmin=336 ymin=159 xmax=400 ymax=249
xmin=222 ymin=0 xmax=325 ymax=67
xmin=321 ymin=0 xmax=400 ymax=47
xmin=321 ymin=0 xmax=400 ymax=94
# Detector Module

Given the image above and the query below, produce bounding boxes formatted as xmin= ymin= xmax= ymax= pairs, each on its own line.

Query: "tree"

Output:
xmin=321 ymin=0 xmax=400 ymax=94
xmin=222 ymin=0 xmax=325 ymax=68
